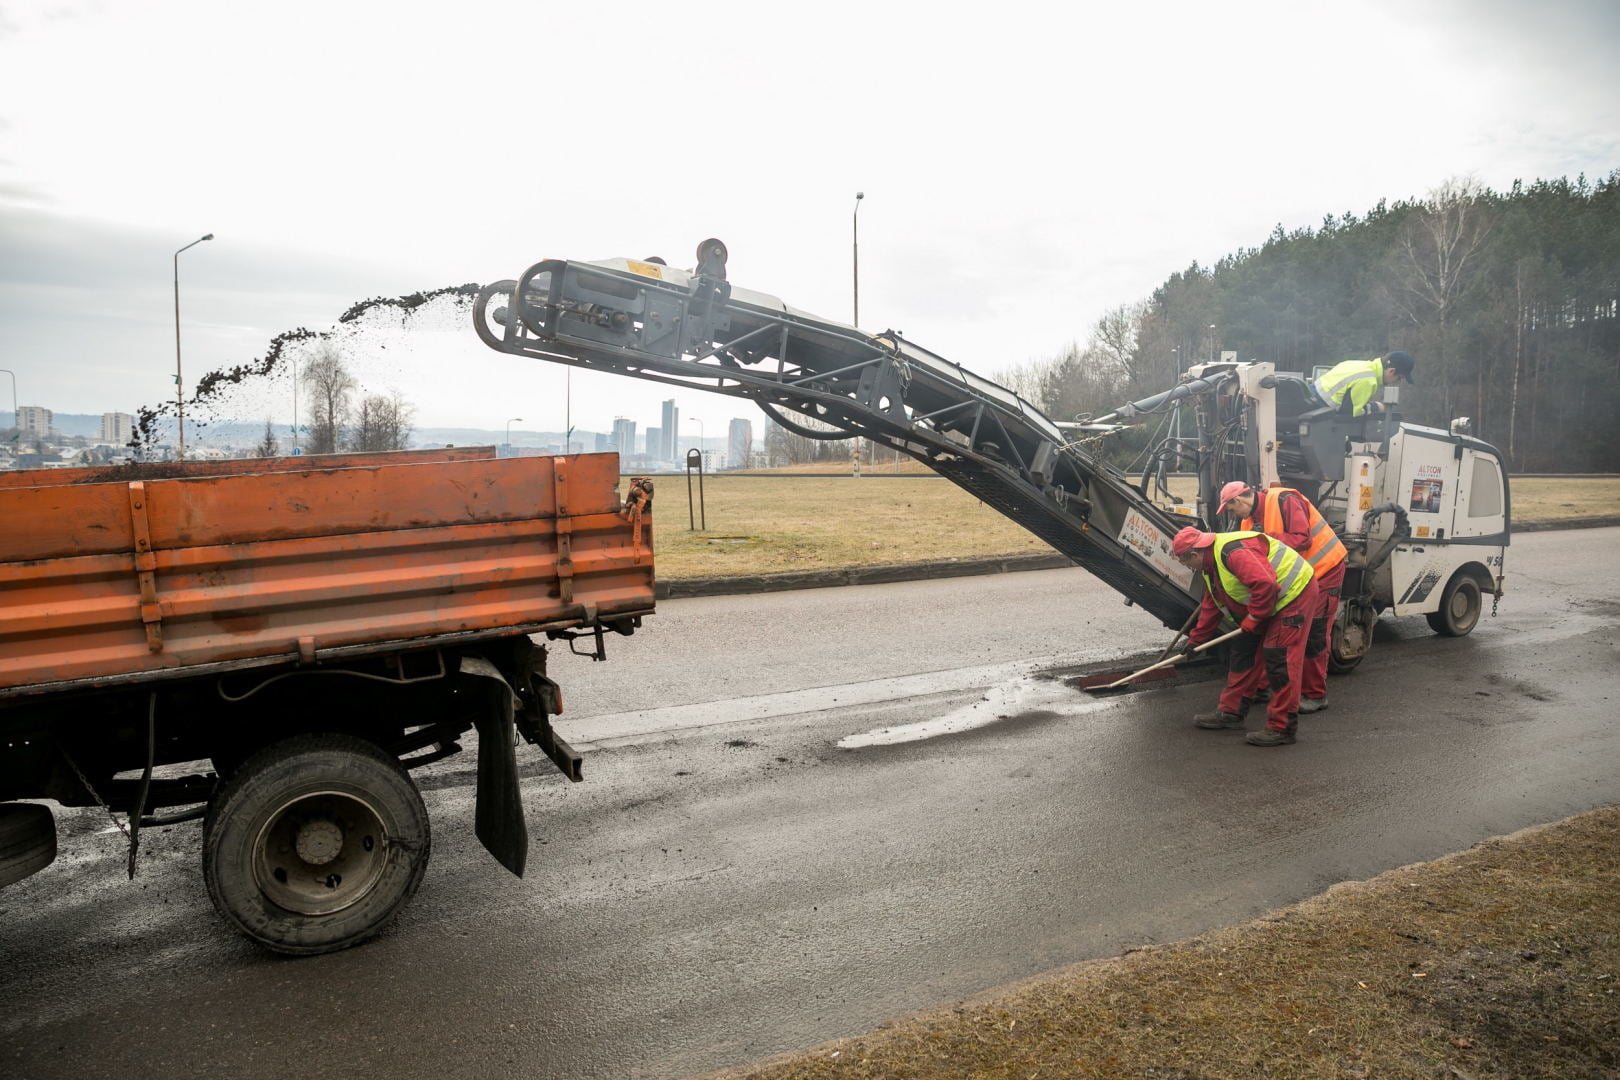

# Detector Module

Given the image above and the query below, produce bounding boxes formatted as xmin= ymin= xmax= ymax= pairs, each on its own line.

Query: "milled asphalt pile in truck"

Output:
xmin=130 ymin=283 xmax=482 ymax=453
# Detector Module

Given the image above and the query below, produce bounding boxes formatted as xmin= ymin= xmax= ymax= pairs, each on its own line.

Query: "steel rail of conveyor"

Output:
xmin=472 ymin=241 xmax=1203 ymax=629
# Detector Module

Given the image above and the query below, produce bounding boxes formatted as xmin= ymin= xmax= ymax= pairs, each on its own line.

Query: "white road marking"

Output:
xmin=837 ymin=675 xmax=1117 ymax=748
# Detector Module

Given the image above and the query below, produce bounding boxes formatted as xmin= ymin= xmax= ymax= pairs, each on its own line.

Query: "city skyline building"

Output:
xmin=611 ymin=417 xmax=637 ymax=459
xmin=17 ymin=406 xmax=52 ymax=438
xmin=659 ymin=399 xmax=679 ymax=461
xmin=728 ymin=417 xmax=753 ymax=469
xmin=100 ymin=412 xmax=134 ymax=445
xmin=644 ymin=426 xmax=661 ymax=457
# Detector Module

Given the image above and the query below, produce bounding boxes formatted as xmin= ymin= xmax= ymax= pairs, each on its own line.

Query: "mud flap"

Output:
xmin=460 ymin=657 xmax=529 ymax=878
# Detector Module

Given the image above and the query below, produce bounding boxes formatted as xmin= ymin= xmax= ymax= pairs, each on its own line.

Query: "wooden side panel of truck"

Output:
xmin=0 ymin=449 xmax=654 ymax=954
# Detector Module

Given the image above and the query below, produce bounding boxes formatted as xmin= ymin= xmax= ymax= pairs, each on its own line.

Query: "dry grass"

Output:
xmin=1509 ymin=477 xmax=1620 ymax=520
xmin=701 ymin=805 xmax=1620 ymax=1080
xmin=641 ymin=476 xmax=1052 ymax=580
xmin=636 ymin=476 xmax=1619 ymax=581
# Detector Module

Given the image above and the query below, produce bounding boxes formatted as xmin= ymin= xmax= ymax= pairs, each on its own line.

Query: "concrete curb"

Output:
xmin=658 ymin=552 xmax=1073 ymax=599
xmin=1509 ymin=514 xmax=1620 ymax=533
xmin=655 ymin=517 xmax=1619 ymax=600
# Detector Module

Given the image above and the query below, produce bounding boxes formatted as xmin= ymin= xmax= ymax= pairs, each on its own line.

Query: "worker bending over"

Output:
xmin=1218 ymin=482 xmax=1347 ymax=713
xmin=1315 ymin=351 xmax=1415 ymax=416
xmin=1172 ymin=527 xmax=1318 ymax=747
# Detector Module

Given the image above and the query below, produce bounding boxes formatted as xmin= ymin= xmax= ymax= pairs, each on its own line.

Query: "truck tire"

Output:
xmin=0 ymin=803 xmax=56 ymax=889
xmin=1427 ymin=573 xmax=1483 ymax=637
xmin=202 ymin=733 xmax=429 ymax=956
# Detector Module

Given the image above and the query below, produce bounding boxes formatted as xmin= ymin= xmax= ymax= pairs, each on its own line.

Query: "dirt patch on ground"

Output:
xmin=698 ymin=805 xmax=1619 ymax=1080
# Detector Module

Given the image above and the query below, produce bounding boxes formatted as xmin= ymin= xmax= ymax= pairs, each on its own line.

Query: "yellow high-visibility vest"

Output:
xmin=1207 ymin=531 xmax=1313 ymax=614
xmin=1315 ymin=357 xmax=1383 ymax=416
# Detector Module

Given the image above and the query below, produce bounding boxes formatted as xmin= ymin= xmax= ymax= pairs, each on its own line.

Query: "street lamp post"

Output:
xmin=506 ymin=417 xmax=523 ymax=455
xmin=852 ymin=191 xmax=864 ymax=327
xmin=291 ymin=354 xmax=299 ymax=454
xmin=173 ymin=233 xmax=213 ymax=460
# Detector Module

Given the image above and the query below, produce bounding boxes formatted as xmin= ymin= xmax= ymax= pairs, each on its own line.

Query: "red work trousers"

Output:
xmin=1216 ymin=579 xmax=1318 ymax=732
xmin=1302 ymin=562 xmax=1345 ymax=701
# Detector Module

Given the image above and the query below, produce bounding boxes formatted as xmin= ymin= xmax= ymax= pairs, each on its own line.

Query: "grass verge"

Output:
xmin=638 ymin=476 xmax=1620 ymax=581
xmin=702 ymin=805 xmax=1620 ymax=1080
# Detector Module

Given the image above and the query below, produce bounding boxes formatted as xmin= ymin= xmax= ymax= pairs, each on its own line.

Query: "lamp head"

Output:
xmin=202 ymin=234 xmax=214 ymax=241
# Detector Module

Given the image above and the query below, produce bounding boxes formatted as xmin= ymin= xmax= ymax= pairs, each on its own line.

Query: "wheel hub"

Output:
xmin=295 ymin=819 xmax=345 ymax=866
xmin=253 ymin=791 xmax=389 ymax=917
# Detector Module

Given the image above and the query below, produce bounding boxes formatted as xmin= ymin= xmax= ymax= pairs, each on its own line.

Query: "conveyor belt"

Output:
xmin=472 ymin=242 xmax=1203 ymax=629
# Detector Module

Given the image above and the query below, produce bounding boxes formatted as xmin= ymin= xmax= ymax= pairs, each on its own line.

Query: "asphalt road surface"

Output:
xmin=4 ymin=528 xmax=1618 ymax=1080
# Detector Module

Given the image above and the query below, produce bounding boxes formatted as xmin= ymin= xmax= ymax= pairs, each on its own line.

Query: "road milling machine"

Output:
xmin=474 ymin=240 xmax=1508 ymax=672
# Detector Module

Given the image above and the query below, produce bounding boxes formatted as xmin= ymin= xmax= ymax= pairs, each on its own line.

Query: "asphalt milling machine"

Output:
xmin=474 ymin=239 xmax=1509 ymax=688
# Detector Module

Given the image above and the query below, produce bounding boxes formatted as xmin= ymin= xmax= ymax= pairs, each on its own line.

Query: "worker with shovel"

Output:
xmin=1217 ymin=481 xmax=1347 ymax=714
xmin=1172 ymin=527 xmax=1318 ymax=747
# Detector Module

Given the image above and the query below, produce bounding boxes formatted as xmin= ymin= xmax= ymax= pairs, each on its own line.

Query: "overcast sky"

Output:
xmin=2 ymin=0 xmax=1617 ymax=443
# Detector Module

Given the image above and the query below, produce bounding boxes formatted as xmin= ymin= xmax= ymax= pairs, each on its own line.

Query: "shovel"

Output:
xmin=1081 ymin=627 xmax=1245 ymax=692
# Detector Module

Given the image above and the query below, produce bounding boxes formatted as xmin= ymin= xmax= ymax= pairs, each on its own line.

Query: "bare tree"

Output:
xmin=303 ymin=345 xmax=356 ymax=454
xmin=1390 ymin=177 xmax=1495 ymax=418
xmin=1093 ymin=302 xmax=1146 ymax=380
xmin=255 ymin=419 xmax=279 ymax=457
xmin=350 ymin=390 xmax=416 ymax=452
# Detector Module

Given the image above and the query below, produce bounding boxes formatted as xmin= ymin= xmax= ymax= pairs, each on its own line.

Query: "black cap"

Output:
xmin=1385 ymin=351 xmax=1415 ymax=384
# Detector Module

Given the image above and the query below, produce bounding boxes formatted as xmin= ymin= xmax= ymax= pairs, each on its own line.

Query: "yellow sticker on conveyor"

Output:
xmin=626 ymin=261 xmax=664 ymax=279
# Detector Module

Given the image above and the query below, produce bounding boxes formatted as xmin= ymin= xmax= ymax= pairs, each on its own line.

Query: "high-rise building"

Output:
xmin=659 ymin=399 xmax=679 ymax=461
xmin=100 ymin=412 xmax=135 ymax=445
xmin=727 ymin=417 xmax=753 ymax=469
xmin=594 ymin=431 xmax=610 ymax=452
xmin=16 ymin=406 xmax=52 ymax=437
xmin=645 ymin=427 xmax=661 ymax=457
xmin=612 ymin=417 xmax=637 ymax=458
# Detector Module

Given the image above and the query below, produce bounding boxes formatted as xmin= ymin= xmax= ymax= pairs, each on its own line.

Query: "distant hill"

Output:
xmin=1 ymin=411 xmax=105 ymax=438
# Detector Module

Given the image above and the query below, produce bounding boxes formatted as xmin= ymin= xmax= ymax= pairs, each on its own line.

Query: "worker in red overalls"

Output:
xmin=1172 ymin=526 xmax=1318 ymax=747
xmin=1217 ymin=481 xmax=1348 ymax=714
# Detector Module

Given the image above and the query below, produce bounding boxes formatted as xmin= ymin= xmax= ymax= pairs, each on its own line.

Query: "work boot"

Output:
xmin=1194 ymin=711 xmax=1245 ymax=730
xmin=1245 ymin=727 xmax=1296 ymax=747
xmin=1299 ymin=697 xmax=1328 ymax=714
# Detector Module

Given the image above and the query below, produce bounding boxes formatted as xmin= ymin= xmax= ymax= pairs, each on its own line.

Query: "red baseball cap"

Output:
xmin=1172 ymin=527 xmax=1217 ymax=556
xmin=1216 ymin=481 xmax=1253 ymax=515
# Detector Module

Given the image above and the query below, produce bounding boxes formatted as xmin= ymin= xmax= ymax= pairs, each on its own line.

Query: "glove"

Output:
xmin=1239 ymin=615 xmax=1265 ymax=635
xmin=1178 ymin=639 xmax=1201 ymax=658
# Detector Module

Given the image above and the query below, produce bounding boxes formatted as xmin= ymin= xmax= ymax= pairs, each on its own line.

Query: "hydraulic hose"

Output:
xmin=1093 ymin=371 xmax=1236 ymax=425
xmin=1362 ymin=503 xmax=1411 ymax=573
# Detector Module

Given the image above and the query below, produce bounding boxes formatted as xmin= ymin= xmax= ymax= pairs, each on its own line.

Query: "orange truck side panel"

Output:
xmin=0 ymin=453 xmax=654 ymax=695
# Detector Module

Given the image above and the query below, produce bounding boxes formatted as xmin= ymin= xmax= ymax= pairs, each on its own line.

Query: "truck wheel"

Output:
xmin=1427 ymin=574 xmax=1482 ymax=637
xmin=202 ymin=734 xmax=429 ymax=956
xmin=0 ymin=803 xmax=56 ymax=889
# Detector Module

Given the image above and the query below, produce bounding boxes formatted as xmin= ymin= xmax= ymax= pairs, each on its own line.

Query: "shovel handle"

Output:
xmin=1098 ymin=627 xmax=1246 ymax=689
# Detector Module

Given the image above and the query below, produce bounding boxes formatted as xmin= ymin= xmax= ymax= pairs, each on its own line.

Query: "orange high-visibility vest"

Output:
xmin=1241 ymin=486 xmax=1347 ymax=574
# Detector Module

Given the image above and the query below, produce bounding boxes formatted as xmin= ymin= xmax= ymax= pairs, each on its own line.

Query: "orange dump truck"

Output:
xmin=0 ymin=448 xmax=654 ymax=954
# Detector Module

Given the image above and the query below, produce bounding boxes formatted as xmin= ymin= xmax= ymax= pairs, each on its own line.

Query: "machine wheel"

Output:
xmin=0 ymin=803 xmax=57 ymax=889
xmin=1427 ymin=574 xmax=1483 ymax=637
xmin=202 ymin=733 xmax=429 ymax=956
xmin=1327 ymin=601 xmax=1376 ymax=674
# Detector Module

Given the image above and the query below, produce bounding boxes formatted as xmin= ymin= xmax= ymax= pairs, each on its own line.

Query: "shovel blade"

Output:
xmin=1073 ymin=666 xmax=1181 ymax=693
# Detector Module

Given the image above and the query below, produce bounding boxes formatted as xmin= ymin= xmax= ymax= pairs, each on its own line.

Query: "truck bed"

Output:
xmin=0 ymin=449 xmax=654 ymax=698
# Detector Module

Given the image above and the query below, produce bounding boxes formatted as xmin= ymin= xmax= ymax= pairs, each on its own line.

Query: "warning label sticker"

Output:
xmin=1119 ymin=509 xmax=1197 ymax=590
